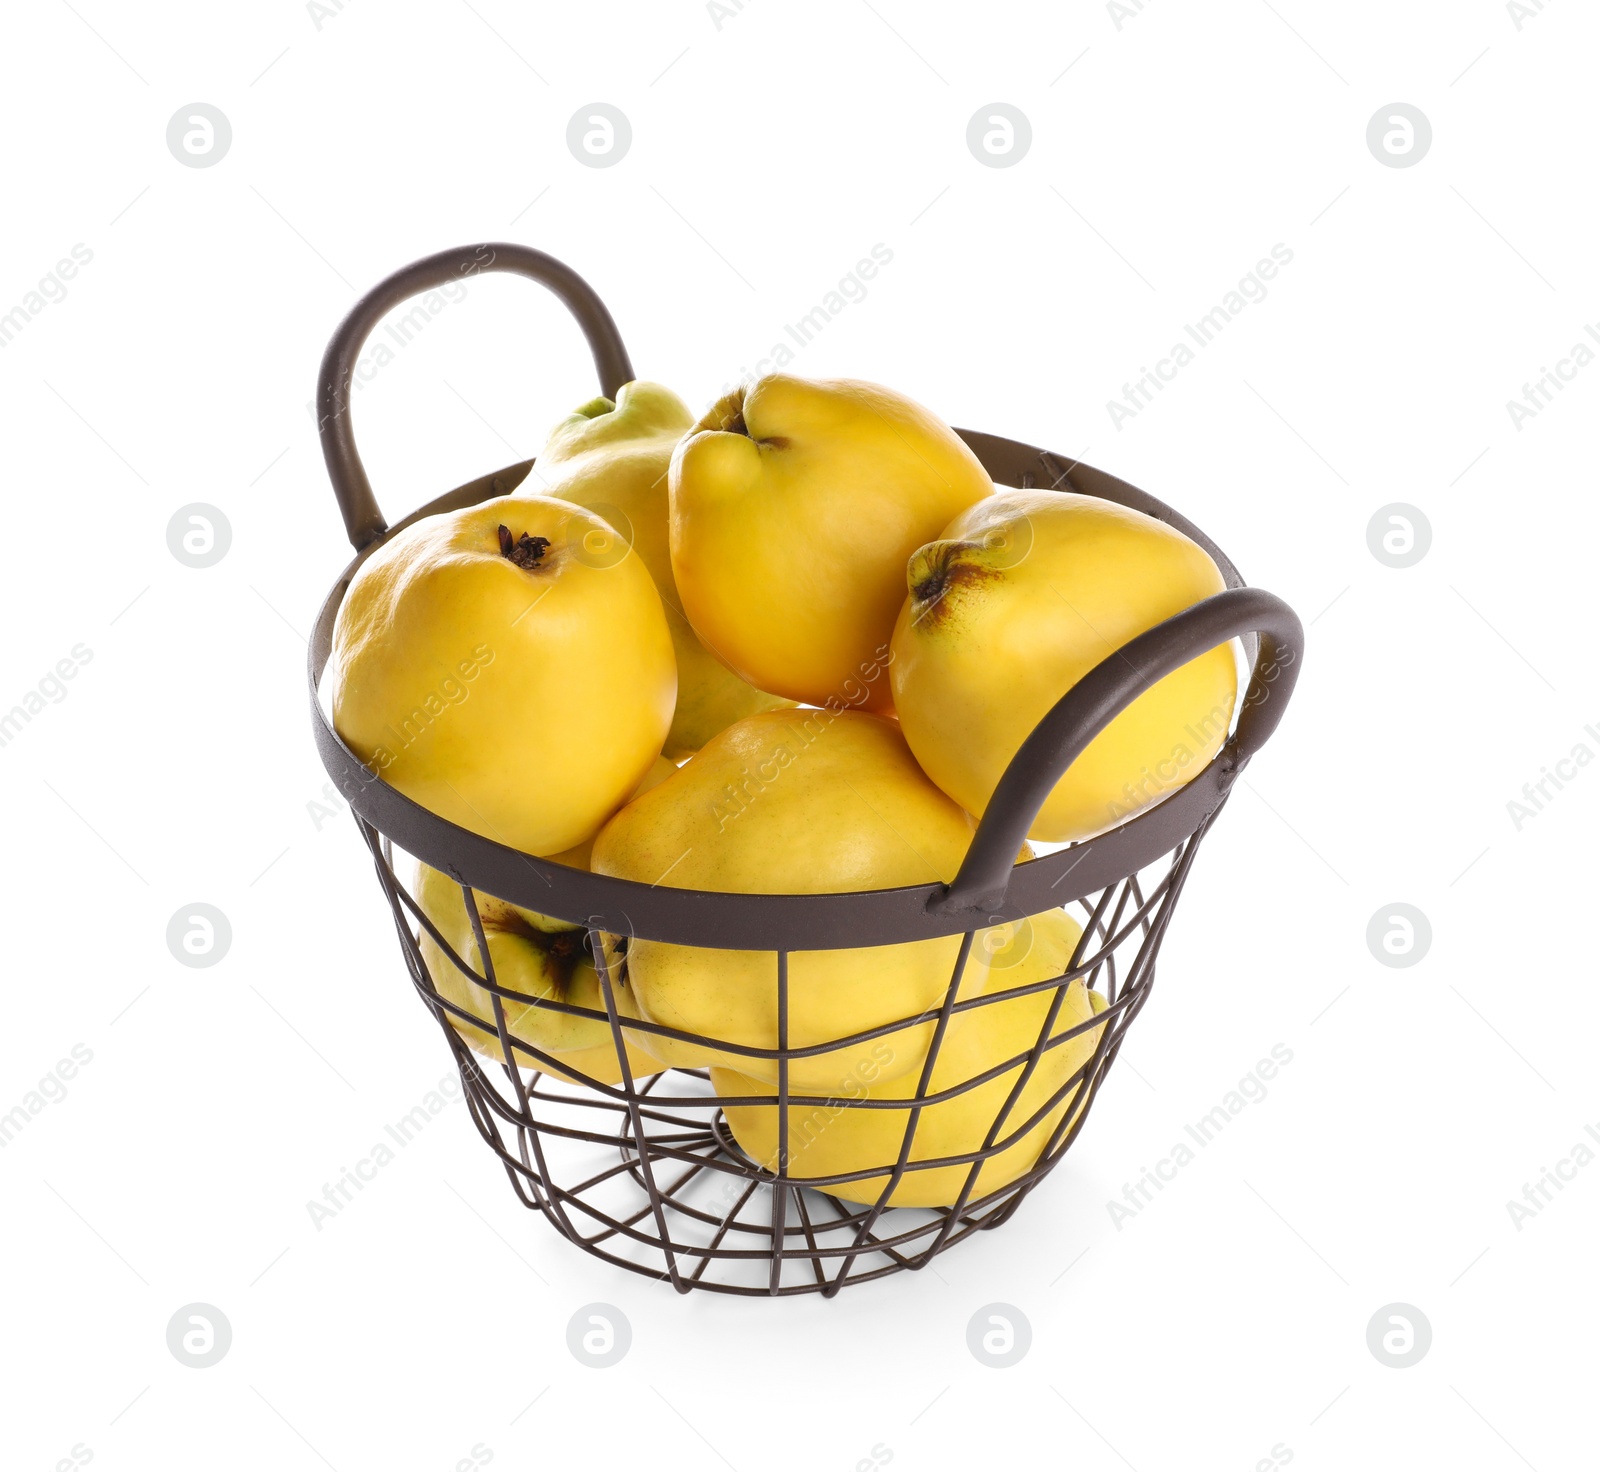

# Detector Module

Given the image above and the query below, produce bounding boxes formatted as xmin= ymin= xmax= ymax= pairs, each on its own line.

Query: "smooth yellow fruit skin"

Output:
xmin=414 ymin=862 xmax=661 ymax=1087
xmin=590 ymin=710 xmax=991 ymax=1094
xmin=890 ymin=490 xmax=1237 ymax=843
xmin=330 ymin=494 xmax=676 ymax=857
xmin=545 ymin=753 xmax=679 ymax=874
xmin=668 ymin=375 xmax=992 ymax=712
xmin=714 ymin=909 xmax=1109 ymax=1207
xmin=535 ymin=382 xmax=791 ymax=756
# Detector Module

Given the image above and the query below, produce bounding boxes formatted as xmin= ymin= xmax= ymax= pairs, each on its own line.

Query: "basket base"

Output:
xmin=465 ymin=1063 xmax=1061 ymax=1298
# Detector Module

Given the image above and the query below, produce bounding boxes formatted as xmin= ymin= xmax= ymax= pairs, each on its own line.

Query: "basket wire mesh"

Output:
xmin=355 ymin=809 xmax=1218 ymax=1296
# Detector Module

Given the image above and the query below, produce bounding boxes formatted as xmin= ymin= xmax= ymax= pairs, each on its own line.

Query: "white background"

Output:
xmin=2 ymin=1 xmax=1596 ymax=1467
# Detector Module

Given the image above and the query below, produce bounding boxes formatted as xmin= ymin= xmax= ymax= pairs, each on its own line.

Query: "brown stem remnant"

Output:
xmin=911 ymin=543 xmax=961 ymax=607
xmin=498 ymin=524 xmax=552 ymax=569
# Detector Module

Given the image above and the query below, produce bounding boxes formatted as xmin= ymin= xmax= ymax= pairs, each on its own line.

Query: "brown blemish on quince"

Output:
xmin=909 ymin=541 xmax=999 ymax=630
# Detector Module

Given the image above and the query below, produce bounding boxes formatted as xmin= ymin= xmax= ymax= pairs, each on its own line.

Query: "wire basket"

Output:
xmin=308 ymin=244 xmax=1304 ymax=1297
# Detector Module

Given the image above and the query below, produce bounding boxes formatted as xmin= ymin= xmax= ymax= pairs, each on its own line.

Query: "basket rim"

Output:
xmin=309 ymin=430 xmax=1253 ymax=950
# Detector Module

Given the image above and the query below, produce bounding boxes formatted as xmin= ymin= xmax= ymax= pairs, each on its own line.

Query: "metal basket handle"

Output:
xmin=934 ymin=586 xmax=1304 ymax=916
xmin=317 ymin=243 xmax=635 ymax=551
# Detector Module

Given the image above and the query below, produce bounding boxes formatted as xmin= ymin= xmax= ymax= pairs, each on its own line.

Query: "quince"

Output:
xmin=714 ymin=909 xmax=1109 ymax=1207
xmin=329 ymin=495 xmax=675 ymax=856
xmin=890 ymin=490 xmax=1237 ymax=842
xmin=590 ymin=709 xmax=990 ymax=1094
xmin=536 ymin=382 xmax=791 ymax=756
xmin=668 ymin=374 xmax=992 ymax=712
xmin=413 ymin=862 xmax=660 ymax=1086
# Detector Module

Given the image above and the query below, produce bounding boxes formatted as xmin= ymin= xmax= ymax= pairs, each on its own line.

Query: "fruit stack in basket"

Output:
xmin=326 ymin=373 xmax=1237 ymax=1208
